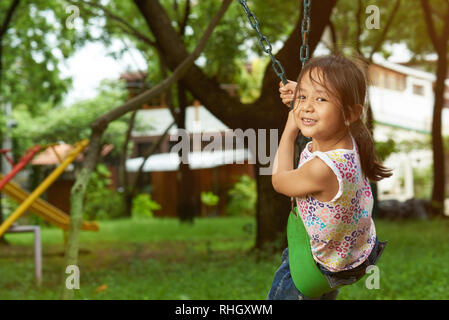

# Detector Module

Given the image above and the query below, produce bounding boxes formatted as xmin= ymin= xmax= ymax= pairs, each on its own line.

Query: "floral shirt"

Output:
xmin=295 ymin=135 xmax=376 ymax=272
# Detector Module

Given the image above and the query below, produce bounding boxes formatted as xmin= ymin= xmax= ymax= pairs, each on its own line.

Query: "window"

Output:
xmin=396 ymin=75 xmax=406 ymax=91
xmin=412 ymin=84 xmax=425 ymax=96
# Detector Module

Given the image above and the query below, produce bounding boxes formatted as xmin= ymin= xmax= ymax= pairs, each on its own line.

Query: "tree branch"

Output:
xmin=442 ymin=3 xmax=449 ymax=46
xmin=156 ymin=48 xmax=178 ymax=124
xmin=420 ymin=0 xmax=440 ymax=49
xmin=134 ymin=0 xmax=250 ymax=130
xmin=355 ymin=0 xmax=363 ymax=56
xmin=66 ymin=0 xmax=157 ymax=47
xmin=369 ymin=0 xmax=401 ymax=61
xmin=328 ymin=19 xmax=338 ymax=53
xmin=94 ymin=0 xmax=233 ymax=128
xmin=130 ymin=121 xmax=175 ymax=197
xmin=0 ymin=0 xmax=20 ymax=39
xmin=179 ymin=0 xmax=191 ymax=37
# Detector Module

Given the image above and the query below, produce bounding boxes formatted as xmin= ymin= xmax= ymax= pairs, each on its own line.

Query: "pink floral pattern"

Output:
xmin=295 ymin=136 xmax=376 ymax=272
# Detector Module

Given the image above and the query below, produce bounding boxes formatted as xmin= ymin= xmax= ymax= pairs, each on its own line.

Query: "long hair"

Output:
xmin=294 ymin=54 xmax=392 ymax=182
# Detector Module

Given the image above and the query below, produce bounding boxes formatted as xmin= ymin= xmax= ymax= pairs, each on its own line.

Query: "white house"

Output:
xmin=368 ymin=56 xmax=449 ymax=214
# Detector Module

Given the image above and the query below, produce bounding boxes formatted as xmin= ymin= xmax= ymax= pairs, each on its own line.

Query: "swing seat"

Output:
xmin=287 ymin=206 xmax=339 ymax=298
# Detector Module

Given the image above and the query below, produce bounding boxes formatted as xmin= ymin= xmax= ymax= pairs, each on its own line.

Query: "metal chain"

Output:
xmin=300 ymin=0 xmax=312 ymax=67
xmin=238 ymin=0 xmax=312 ymax=106
xmin=238 ymin=0 xmax=312 ymax=175
xmin=238 ymin=0 xmax=288 ymax=85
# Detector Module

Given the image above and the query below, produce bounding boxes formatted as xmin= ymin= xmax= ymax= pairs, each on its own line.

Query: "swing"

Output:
xmin=238 ymin=0 xmax=340 ymax=298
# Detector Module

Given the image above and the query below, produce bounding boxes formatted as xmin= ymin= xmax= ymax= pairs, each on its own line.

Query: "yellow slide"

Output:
xmin=0 ymin=177 xmax=98 ymax=231
xmin=0 ymin=176 xmax=98 ymax=231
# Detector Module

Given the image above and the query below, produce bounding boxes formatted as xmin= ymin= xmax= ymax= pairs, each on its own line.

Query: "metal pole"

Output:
xmin=34 ymin=226 xmax=42 ymax=286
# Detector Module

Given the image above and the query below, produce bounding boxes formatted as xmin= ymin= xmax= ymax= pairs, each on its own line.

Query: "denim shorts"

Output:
xmin=266 ymin=237 xmax=387 ymax=300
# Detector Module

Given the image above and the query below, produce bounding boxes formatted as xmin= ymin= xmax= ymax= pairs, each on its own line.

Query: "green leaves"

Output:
xmin=375 ymin=138 xmax=397 ymax=161
xmin=11 ymin=79 xmax=129 ymax=155
xmin=131 ymin=194 xmax=161 ymax=219
xmin=200 ymin=191 xmax=219 ymax=207
xmin=226 ymin=174 xmax=257 ymax=217
xmin=1 ymin=0 xmax=91 ymax=112
xmin=83 ymin=164 xmax=124 ymax=220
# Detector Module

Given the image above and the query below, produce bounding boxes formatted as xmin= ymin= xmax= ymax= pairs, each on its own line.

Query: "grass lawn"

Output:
xmin=1 ymin=216 xmax=449 ymax=300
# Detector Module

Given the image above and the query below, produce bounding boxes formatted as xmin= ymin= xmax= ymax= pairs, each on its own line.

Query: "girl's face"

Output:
xmin=294 ymin=68 xmax=346 ymax=140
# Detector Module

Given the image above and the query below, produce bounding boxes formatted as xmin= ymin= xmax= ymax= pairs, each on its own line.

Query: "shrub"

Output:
xmin=375 ymin=138 xmax=397 ymax=161
xmin=413 ymin=165 xmax=433 ymax=199
xmin=201 ymin=191 xmax=219 ymax=207
xmin=226 ymin=175 xmax=257 ymax=217
xmin=83 ymin=164 xmax=125 ymax=220
xmin=131 ymin=194 xmax=161 ymax=219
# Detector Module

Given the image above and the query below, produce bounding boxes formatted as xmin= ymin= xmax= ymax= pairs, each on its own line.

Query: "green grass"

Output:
xmin=1 ymin=216 xmax=449 ymax=300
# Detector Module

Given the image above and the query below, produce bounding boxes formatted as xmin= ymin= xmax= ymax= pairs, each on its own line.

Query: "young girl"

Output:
xmin=267 ymin=55 xmax=390 ymax=300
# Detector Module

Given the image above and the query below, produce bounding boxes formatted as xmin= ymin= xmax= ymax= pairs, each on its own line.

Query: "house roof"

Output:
xmin=32 ymin=144 xmax=81 ymax=165
xmin=126 ymin=148 xmax=255 ymax=172
xmin=372 ymin=55 xmax=449 ymax=86
xmin=132 ymin=106 xmax=231 ymax=137
xmin=119 ymin=71 xmax=148 ymax=82
xmin=32 ymin=144 xmax=113 ymax=165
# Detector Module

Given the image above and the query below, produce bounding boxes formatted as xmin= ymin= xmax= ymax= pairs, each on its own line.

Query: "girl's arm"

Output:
xmin=272 ymin=111 xmax=335 ymax=198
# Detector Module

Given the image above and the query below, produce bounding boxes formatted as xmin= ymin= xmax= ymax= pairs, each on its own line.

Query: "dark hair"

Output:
xmin=294 ymin=54 xmax=392 ymax=182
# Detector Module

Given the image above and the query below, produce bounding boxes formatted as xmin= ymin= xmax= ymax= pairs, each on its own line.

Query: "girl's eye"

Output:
xmin=317 ymin=97 xmax=327 ymax=102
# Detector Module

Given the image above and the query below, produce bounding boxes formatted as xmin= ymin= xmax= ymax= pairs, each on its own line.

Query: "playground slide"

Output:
xmin=0 ymin=176 xmax=98 ymax=231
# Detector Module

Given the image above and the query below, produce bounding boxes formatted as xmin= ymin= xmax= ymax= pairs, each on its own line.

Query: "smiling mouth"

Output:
xmin=301 ymin=117 xmax=317 ymax=125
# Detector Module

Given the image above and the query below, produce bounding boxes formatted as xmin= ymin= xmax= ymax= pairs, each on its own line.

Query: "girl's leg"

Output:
xmin=267 ymin=248 xmax=307 ymax=300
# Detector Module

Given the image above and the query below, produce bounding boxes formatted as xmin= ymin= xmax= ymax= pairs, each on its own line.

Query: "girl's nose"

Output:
xmin=302 ymin=100 xmax=314 ymax=112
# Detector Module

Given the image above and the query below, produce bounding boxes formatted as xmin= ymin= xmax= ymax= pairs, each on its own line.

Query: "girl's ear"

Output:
xmin=349 ymin=104 xmax=363 ymax=124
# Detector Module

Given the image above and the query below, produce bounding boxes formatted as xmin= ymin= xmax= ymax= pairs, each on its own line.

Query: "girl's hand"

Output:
xmin=279 ymin=80 xmax=298 ymax=107
xmin=285 ymin=108 xmax=300 ymax=139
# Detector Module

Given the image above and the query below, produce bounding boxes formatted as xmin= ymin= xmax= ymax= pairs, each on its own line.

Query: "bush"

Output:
xmin=83 ymin=164 xmax=125 ymax=220
xmin=413 ymin=165 xmax=433 ymax=199
xmin=375 ymin=138 xmax=397 ymax=161
xmin=201 ymin=191 xmax=219 ymax=207
xmin=226 ymin=175 xmax=257 ymax=217
xmin=131 ymin=194 xmax=161 ymax=219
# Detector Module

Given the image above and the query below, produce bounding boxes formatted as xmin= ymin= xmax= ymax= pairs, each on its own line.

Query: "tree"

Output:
xmin=419 ymin=0 xmax=449 ymax=216
xmin=11 ymin=80 xmax=130 ymax=152
xmin=60 ymin=0 xmax=233 ymax=300
xmin=0 ymin=0 xmax=92 ymax=242
xmin=0 ymin=0 xmax=20 ymax=245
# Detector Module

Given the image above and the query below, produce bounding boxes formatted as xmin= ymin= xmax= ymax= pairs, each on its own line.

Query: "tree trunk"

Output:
xmin=430 ymin=53 xmax=447 ymax=216
xmin=176 ymin=83 xmax=198 ymax=223
xmin=119 ymin=110 xmax=137 ymax=217
xmin=61 ymin=131 xmax=104 ymax=300
xmin=419 ymin=0 xmax=448 ymax=217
